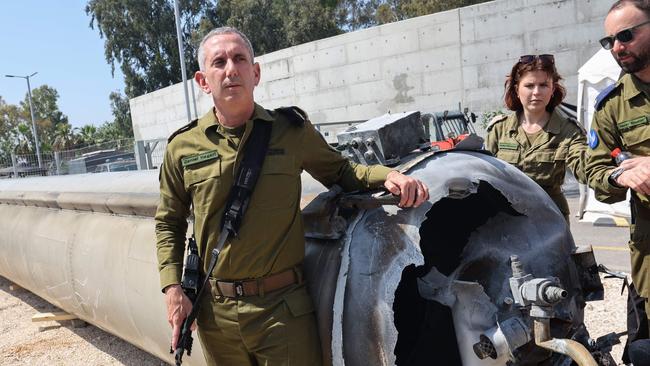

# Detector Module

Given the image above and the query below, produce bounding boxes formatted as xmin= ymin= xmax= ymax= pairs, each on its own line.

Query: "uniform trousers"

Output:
xmin=630 ymin=213 xmax=650 ymax=333
xmin=197 ymin=283 xmax=322 ymax=366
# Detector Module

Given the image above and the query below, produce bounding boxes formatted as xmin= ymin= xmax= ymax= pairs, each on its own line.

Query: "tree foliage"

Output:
xmin=109 ymin=91 xmax=133 ymax=138
xmin=86 ymin=0 xmax=490 ymax=101
xmin=206 ymin=0 xmax=340 ymax=56
xmin=0 ymin=85 xmax=135 ymax=166
xmin=86 ymin=0 xmax=207 ymax=98
xmin=377 ymin=0 xmax=488 ymax=24
xmin=19 ymin=85 xmax=70 ymax=152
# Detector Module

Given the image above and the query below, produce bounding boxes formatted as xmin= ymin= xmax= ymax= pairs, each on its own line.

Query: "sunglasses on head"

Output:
xmin=599 ymin=19 xmax=650 ymax=50
xmin=518 ymin=54 xmax=555 ymax=64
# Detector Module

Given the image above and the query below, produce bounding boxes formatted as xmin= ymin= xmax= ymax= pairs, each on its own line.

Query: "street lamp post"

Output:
xmin=5 ymin=72 xmax=42 ymax=168
xmin=174 ymin=0 xmax=192 ymax=123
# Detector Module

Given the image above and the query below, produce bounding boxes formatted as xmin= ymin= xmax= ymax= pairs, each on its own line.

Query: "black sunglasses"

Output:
xmin=599 ymin=19 xmax=650 ymax=50
xmin=518 ymin=54 xmax=555 ymax=64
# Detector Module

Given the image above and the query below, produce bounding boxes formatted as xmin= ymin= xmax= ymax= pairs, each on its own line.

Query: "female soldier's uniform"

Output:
xmin=486 ymin=109 xmax=588 ymax=222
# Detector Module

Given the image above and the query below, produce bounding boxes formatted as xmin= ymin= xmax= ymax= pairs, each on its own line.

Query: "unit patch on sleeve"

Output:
xmin=588 ymin=129 xmax=599 ymax=149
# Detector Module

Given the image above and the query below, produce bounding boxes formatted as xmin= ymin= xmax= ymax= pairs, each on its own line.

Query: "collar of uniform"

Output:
xmin=506 ymin=113 xmax=520 ymax=135
xmin=544 ymin=109 xmax=563 ymax=135
xmin=508 ymin=110 xmax=561 ymax=134
xmin=622 ymin=73 xmax=646 ymax=101
xmin=198 ymin=103 xmax=274 ymax=135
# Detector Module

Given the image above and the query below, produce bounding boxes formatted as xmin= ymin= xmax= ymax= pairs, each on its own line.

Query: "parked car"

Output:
xmin=93 ymin=160 xmax=138 ymax=173
xmin=0 ymin=163 xmax=48 ymax=178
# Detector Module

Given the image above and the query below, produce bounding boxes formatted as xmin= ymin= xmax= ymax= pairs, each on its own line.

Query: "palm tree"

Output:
xmin=75 ymin=124 xmax=98 ymax=146
xmin=52 ymin=123 xmax=75 ymax=151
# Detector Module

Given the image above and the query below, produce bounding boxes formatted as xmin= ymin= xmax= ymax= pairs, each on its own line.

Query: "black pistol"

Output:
xmin=173 ymin=236 xmax=202 ymax=365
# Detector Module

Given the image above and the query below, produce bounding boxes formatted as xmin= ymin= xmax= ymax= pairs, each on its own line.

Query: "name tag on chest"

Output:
xmin=182 ymin=150 xmax=219 ymax=167
xmin=498 ymin=142 xmax=518 ymax=150
xmin=618 ymin=116 xmax=649 ymax=132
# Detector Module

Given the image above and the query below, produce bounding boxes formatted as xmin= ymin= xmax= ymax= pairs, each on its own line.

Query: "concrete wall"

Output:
xmin=130 ymin=0 xmax=611 ymax=142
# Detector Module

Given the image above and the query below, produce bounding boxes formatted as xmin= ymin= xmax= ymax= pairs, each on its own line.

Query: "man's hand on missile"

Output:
xmin=384 ymin=171 xmax=429 ymax=208
xmin=164 ymin=284 xmax=195 ymax=350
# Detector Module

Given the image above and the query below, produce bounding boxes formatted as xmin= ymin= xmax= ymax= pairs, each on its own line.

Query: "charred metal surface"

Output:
xmin=572 ymin=246 xmax=605 ymax=302
xmin=309 ymin=150 xmax=603 ymax=366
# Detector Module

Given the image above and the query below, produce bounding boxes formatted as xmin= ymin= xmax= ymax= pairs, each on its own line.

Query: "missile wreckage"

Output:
xmin=0 ymin=111 xmax=615 ymax=365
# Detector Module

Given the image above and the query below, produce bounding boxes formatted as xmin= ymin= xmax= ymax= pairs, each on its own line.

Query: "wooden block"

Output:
xmin=32 ymin=311 xmax=78 ymax=323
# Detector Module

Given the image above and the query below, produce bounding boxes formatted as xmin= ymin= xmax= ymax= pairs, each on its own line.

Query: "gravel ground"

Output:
xmin=1 ymin=272 xmax=632 ymax=365
xmin=0 ymin=276 xmax=166 ymax=366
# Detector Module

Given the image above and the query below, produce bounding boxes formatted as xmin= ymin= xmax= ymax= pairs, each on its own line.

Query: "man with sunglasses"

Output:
xmin=586 ymin=1 xmax=650 ymax=362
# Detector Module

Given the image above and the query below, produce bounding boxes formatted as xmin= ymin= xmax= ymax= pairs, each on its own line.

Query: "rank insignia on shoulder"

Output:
xmin=181 ymin=150 xmax=219 ymax=167
xmin=588 ymin=129 xmax=599 ymax=149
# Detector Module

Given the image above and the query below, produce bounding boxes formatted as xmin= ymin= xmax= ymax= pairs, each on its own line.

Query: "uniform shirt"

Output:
xmin=155 ymin=104 xmax=392 ymax=290
xmin=486 ymin=109 xmax=588 ymax=215
xmin=586 ymin=73 xmax=650 ymax=208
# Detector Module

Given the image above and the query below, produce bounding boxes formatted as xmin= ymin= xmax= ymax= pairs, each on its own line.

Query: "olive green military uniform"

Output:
xmin=586 ymin=73 xmax=650 ymax=325
xmin=486 ymin=109 xmax=588 ymax=222
xmin=155 ymin=104 xmax=392 ymax=365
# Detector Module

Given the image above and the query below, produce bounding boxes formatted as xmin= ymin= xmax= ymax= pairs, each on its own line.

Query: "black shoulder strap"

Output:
xmin=276 ymin=106 xmax=306 ymax=126
xmin=168 ymin=119 xmax=198 ymax=143
xmin=221 ymin=120 xmax=273 ymax=236
xmin=175 ymin=119 xmax=272 ymax=365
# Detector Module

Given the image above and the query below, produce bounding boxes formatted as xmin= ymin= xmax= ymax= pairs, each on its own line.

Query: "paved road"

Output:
xmin=566 ymin=193 xmax=631 ymax=273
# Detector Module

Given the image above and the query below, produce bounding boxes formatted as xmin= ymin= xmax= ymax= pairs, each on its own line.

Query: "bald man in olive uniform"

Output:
xmin=155 ymin=27 xmax=429 ymax=365
xmin=586 ymin=0 xmax=650 ymax=342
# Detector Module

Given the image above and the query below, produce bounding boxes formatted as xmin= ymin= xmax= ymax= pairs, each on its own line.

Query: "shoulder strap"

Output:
xmin=566 ymin=116 xmax=587 ymax=135
xmin=174 ymin=119 xmax=273 ymax=364
xmin=595 ymin=83 xmax=618 ymax=111
xmin=486 ymin=114 xmax=508 ymax=132
xmin=275 ymin=106 xmax=307 ymax=126
xmin=168 ymin=119 xmax=198 ymax=143
xmin=220 ymin=120 xmax=273 ymax=236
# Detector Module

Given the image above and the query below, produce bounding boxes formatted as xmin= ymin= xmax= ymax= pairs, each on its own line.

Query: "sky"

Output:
xmin=0 ymin=1 xmax=126 ymax=128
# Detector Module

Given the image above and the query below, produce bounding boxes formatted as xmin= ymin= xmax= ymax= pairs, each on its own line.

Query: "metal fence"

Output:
xmin=0 ymin=138 xmax=138 ymax=178
xmin=134 ymin=138 xmax=167 ymax=170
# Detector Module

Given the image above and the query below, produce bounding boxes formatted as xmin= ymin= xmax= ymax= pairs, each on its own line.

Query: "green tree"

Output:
xmin=15 ymin=123 xmax=34 ymax=155
xmin=77 ymin=125 xmax=99 ymax=146
xmin=0 ymin=98 xmax=23 ymax=163
xmin=52 ymin=123 xmax=77 ymax=151
xmin=19 ymin=85 xmax=70 ymax=153
xmin=87 ymin=0 xmax=342 ymax=98
xmin=109 ymin=91 xmax=133 ymax=138
xmin=96 ymin=121 xmax=125 ymax=142
xmin=335 ymin=0 xmax=381 ymax=31
xmin=375 ymin=0 xmax=490 ymax=24
xmin=86 ymin=0 xmax=208 ymax=98
xmin=209 ymin=0 xmax=340 ymax=55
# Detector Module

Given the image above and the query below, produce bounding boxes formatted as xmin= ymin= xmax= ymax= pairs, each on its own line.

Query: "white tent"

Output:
xmin=576 ymin=48 xmax=629 ymax=223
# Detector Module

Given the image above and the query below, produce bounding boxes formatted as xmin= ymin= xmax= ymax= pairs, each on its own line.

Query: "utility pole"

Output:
xmin=174 ymin=0 xmax=192 ymax=123
xmin=5 ymin=72 xmax=42 ymax=168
